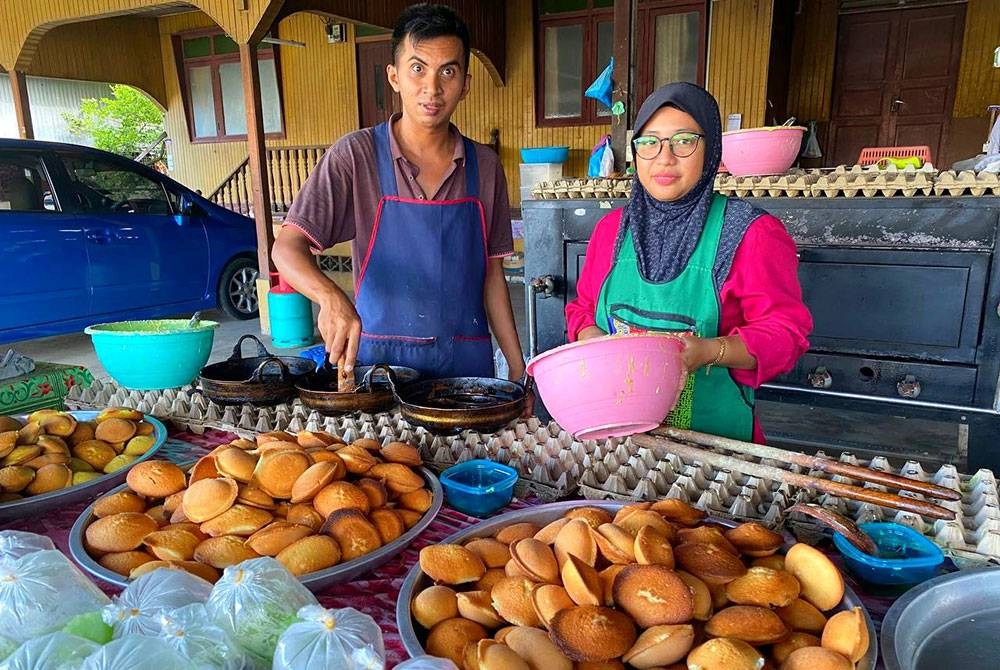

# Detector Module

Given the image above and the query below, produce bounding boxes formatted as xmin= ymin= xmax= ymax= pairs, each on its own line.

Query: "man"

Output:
xmin=272 ymin=3 xmax=524 ymax=382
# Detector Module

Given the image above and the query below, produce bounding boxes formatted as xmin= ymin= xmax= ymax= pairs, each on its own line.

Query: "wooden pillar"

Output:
xmin=10 ymin=71 xmax=34 ymax=140
xmin=239 ymin=42 xmax=275 ymax=279
xmin=611 ymin=0 xmax=635 ymax=173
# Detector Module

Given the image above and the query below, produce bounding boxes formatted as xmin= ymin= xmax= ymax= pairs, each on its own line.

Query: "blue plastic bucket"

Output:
xmin=268 ymin=291 xmax=314 ymax=348
xmin=84 ymin=319 xmax=219 ymax=390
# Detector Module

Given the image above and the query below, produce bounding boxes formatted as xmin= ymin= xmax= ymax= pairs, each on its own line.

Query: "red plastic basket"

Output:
xmin=857 ymin=145 xmax=933 ymax=166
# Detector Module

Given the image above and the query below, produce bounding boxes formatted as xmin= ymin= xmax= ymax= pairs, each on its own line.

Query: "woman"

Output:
xmin=566 ymin=82 xmax=812 ymax=443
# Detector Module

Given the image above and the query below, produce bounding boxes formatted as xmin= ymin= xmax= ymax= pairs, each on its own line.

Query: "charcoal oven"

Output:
xmin=523 ymin=196 xmax=1000 ymax=472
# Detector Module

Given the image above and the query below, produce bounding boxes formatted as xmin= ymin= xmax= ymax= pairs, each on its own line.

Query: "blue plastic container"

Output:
xmin=833 ymin=521 xmax=944 ymax=586
xmin=268 ymin=272 xmax=313 ymax=349
xmin=84 ymin=319 xmax=218 ymax=390
xmin=520 ymin=146 xmax=569 ymax=164
xmin=439 ymin=459 xmax=518 ymax=517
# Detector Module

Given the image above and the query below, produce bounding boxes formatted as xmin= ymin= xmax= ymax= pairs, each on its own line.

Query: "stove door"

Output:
xmin=798 ymin=247 xmax=989 ymax=364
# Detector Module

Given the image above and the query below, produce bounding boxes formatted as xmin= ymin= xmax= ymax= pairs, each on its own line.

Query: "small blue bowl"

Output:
xmin=439 ymin=459 xmax=518 ymax=517
xmin=520 ymin=146 xmax=569 ymax=164
xmin=833 ymin=521 xmax=944 ymax=586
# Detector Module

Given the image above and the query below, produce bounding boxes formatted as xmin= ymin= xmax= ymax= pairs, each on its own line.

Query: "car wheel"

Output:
xmin=218 ymin=257 xmax=260 ymax=320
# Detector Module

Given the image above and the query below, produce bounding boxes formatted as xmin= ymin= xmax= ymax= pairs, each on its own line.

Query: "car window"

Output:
xmin=60 ymin=155 xmax=173 ymax=215
xmin=0 ymin=153 xmax=57 ymax=212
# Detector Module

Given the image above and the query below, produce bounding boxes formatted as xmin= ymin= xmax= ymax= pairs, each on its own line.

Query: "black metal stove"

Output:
xmin=523 ymin=196 xmax=1000 ymax=472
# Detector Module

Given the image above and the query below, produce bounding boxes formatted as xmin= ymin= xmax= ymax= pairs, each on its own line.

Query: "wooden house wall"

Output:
xmin=786 ymin=0 xmax=838 ymax=121
xmin=954 ymin=0 xmax=1000 ymax=118
xmin=707 ymin=0 xmax=774 ymax=128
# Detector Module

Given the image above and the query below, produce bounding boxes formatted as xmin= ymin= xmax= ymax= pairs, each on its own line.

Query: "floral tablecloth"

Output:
xmin=1 ymin=428 xmax=903 ymax=668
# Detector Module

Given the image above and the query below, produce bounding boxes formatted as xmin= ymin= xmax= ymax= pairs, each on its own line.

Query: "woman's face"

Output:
xmin=634 ymin=106 xmax=706 ymax=202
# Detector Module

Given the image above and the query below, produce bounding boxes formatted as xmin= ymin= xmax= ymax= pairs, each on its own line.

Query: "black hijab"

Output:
xmin=617 ymin=82 xmax=761 ymax=287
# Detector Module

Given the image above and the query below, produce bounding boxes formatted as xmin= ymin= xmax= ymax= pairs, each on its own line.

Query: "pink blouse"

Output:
xmin=564 ymin=208 xmax=813 ymax=443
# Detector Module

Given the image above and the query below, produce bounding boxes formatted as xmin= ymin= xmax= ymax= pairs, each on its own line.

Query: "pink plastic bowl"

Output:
xmin=526 ymin=334 xmax=685 ymax=440
xmin=721 ymin=126 xmax=805 ymax=177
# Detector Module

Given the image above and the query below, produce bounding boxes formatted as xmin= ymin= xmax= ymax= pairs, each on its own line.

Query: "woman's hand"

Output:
xmin=577 ymin=326 xmax=606 ymax=341
xmin=679 ymin=335 xmax=720 ymax=373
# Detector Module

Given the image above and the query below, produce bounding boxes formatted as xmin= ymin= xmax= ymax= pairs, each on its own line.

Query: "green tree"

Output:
xmin=62 ymin=84 xmax=165 ymax=166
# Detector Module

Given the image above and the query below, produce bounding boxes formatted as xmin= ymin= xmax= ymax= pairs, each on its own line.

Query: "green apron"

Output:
xmin=595 ymin=193 xmax=754 ymax=440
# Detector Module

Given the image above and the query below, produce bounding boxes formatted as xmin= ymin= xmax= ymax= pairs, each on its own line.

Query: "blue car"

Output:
xmin=0 ymin=139 xmax=260 ymax=344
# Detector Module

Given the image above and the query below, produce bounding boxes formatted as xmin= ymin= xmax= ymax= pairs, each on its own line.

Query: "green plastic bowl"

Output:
xmin=84 ymin=319 xmax=219 ymax=390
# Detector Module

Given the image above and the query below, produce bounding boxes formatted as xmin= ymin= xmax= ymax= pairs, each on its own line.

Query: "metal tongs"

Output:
xmin=633 ymin=427 xmax=960 ymax=521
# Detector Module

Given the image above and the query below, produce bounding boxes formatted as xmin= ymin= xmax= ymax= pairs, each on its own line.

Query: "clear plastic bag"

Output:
xmin=77 ymin=637 xmax=190 ymax=670
xmin=0 ymin=632 xmax=99 ymax=670
xmin=102 ymin=567 xmax=213 ymax=638
xmin=0 ymin=635 xmax=15 ymax=662
xmin=0 ymin=550 xmax=110 ymax=643
xmin=273 ymin=605 xmax=385 ymax=670
xmin=0 ymin=531 xmax=55 ymax=561
xmin=205 ymin=557 xmax=318 ymax=669
xmin=155 ymin=603 xmax=247 ymax=670
xmin=394 ymin=656 xmax=460 ymax=670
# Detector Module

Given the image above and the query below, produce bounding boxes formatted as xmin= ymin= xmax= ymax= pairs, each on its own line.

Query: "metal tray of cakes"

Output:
xmin=68 ymin=464 xmax=442 ymax=593
xmin=396 ymin=499 xmax=877 ymax=669
xmin=0 ymin=410 xmax=167 ymax=524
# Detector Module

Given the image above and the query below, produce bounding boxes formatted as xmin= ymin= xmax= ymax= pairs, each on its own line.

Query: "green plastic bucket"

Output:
xmin=84 ymin=319 xmax=219 ymax=390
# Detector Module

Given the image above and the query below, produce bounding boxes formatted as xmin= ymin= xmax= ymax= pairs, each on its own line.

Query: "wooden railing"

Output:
xmin=208 ymin=144 xmax=328 ymax=216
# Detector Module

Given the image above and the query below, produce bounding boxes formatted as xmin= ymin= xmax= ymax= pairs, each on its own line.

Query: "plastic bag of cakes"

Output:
xmin=0 ymin=550 xmax=110 ymax=644
xmin=0 ymin=632 xmax=99 ymax=670
xmin=273 ymin=605 xmax=385 ymax=670
xmin=77 ymin=637 xmax=190 ymax=670
xmin=102 ymin=567 xmax=213 ymax=638
xmin=394 ymin=656 xmax=460 ymax=670
xmin=205 ymin=557 xmax=318 ymax=669
xmin=154 ymin=603 xmax=247 ymax=670
xmin=0 ymin=531 xmax=55 ymax=561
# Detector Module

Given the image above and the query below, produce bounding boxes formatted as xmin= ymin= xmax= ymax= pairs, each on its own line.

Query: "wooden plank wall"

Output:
xmin=707 ymin=0 xmax=774 ymax=129
xmin=954 ymin=0 xmax=1000 ymax=118
xmin=786 ymin=0 xmax=837 ymax=121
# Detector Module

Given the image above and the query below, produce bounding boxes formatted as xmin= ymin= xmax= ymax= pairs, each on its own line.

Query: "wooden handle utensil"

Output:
xmin=337 ymin=355 xmax=356 ymax=393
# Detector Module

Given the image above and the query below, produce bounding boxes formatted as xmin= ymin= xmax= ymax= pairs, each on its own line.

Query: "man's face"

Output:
xmin=388 ymin=35 xmax=470 ymax=131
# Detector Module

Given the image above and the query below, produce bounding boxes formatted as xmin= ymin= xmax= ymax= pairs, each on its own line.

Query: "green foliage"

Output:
xmin=62 ymin=84 xmax=165 ymax=165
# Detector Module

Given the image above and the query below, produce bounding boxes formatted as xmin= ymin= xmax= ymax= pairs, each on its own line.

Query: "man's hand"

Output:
xmin=317 ymin=291 xmax=362 ymax=372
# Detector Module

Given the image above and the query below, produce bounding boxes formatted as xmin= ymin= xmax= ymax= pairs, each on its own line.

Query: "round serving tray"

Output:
xmin=69 ymin=465 xmax=443 ymax=593
xmin=0 ymin=410 xmax=168 ymax=525
xmin=881 ymin=567 xmax=1000 ymax=670
xmin=396 ymin=500 xmax=878 ymax=670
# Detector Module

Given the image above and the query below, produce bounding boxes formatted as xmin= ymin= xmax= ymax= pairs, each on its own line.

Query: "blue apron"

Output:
xmin=355 ymin=122 xmax=494 ymax=378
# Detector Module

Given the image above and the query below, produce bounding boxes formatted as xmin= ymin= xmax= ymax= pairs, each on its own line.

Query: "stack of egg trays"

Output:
xmin=65 ymin=379 xmax=587 ymax=500
xmin=577 ymin=436 xmax=1000 ymax=566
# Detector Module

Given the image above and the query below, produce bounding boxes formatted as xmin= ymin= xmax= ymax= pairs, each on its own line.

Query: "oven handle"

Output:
xmin=527 ymin=274 xmax=557 ymax=358
xmin=760 ymin=383 xmax=1000 ymax=416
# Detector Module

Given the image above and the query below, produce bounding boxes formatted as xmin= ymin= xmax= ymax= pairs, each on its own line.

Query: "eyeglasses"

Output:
xmin=631 ymin=132 xmax=704 ymax=160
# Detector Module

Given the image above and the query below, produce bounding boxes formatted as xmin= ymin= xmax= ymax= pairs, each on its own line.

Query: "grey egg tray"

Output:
xmin=65 ymin=379 xmax=605 ymax=501
xmin=577 ymin=436 xmax=1000 ymax=567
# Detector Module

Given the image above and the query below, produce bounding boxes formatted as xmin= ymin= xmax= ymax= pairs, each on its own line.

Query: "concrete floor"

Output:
xmin=7 ymin=285 xmax=531 ymax=382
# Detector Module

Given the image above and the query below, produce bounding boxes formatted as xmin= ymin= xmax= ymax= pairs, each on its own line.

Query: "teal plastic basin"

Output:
xmin=84 ymin=319 xmax=219 ymax=390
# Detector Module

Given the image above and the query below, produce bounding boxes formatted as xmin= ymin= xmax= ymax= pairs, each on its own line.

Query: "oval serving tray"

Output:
xmin=396 ymin=499 xmax=877 ymax=670
xmin=69 ymin=465 xmax=442 ymax=593
xmin=0 ymin=410 xmax=168 ymax=525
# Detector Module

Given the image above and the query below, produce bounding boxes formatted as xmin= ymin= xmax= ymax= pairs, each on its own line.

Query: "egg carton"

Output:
xmin=933 ymin=170 xmax=1000 ymax=197
xmin=534 ymin=178 xmax=632 ymax=200
xmin=577 ymin=437 xmax=1000 ymax=567
xmin=810 ymin=165 xmax=938 ymax=198
xmin=64 ymin=379 xmax=595 ymax=500
xmin=714 ymin=170 xmax=821 ymax=199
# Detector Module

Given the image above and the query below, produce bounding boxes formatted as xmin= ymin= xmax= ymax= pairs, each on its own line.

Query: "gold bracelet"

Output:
xmin=706 ymin=337 xmax=726 ymax=375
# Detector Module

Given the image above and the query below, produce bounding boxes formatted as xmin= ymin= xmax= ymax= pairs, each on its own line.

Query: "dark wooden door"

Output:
xmin=828 ymin=4 xmax=965 ymax=167
xmin=357 ymin=40 xmax=400 ymax=128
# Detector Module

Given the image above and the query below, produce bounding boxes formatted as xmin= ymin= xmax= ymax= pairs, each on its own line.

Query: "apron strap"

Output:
xmin=462 ymin=137 xmax=479 ymax=199
xmin=373 ymin=122 xmax=397 ymax=197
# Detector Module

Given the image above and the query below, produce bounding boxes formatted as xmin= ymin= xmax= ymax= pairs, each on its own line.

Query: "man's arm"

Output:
xmin=272 ymin=227 xmax=361 ymax=371
xmin=484 ymin=258 xmax=525 ymax=380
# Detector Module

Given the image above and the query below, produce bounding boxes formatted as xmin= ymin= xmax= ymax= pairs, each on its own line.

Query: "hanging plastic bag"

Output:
xmin=155 ymin=603 xmax=247 ymax=670
xmin=802 ymin=120 xmax=823 ymax=159
xmin=77 ymin=637 xmax=190 ymax=670
xmin=588 ymin=135 xmax=615 ymax=179
xmin=205 ymin=558 xmax=318 ymax=670
xmin=0 ymin=632 xmax=99 ymax=670
xmin=0 ymin=550 xmax=110 ymax=644
xmin=585 ymin=57 xmax=614 ymax=110
xmin=102 ymin=567 xmax=213 ymax=638
xmin=394 ymin=656 xmax=460 ymax=670
xmin=273 ymin=605 xmax=385 ymax=670
xmin=0 ymin=531 xmax=54 ymax=562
